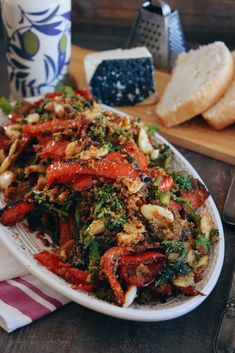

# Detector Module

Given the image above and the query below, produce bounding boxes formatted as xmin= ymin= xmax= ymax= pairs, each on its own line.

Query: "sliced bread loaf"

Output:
xmin=156 ymin=42 xmax=234 ymax=127
xmin=202 ymin=51 xmax=235 ymax=130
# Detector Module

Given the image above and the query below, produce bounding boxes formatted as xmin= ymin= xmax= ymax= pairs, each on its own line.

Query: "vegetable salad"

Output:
xmin=0 ymin=88 xmax=219 ymax=307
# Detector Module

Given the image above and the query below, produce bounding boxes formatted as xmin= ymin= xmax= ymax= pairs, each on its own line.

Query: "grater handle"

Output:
xmin=149 ymin=0 xmax=171 ymax=16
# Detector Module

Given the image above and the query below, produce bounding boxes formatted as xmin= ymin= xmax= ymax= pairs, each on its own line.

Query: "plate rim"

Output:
xmin=0 ymin=100 xmax=224 ymax=321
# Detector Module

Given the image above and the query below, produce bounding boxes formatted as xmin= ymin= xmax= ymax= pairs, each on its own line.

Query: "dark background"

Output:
xmin=71 ymin=0 xmax=235 ymax=47
xmin=0 ymin=1 xmax=235 ymax=353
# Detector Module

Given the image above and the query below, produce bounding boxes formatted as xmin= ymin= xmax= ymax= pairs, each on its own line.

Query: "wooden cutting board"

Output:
xmin=70 ymin=45 xmax=235 ymax=165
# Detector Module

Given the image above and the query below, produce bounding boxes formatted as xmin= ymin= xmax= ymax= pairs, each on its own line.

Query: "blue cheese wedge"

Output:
xmin=84 ymin=47 xmax=156 ymax=106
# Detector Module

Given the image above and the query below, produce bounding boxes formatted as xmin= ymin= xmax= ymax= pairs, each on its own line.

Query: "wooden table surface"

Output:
xmin=0 ymin=34 xmax=235 ymax=353
xmin=70 ymin=46 xmax=235 ymax=165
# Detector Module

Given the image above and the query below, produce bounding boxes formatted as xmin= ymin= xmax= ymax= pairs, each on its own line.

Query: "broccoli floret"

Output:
xmin=172 ymin=171 xmax=193 ymax=191
xmin=93 ymin=184 xmax=126 ymax=232
xmin=94 ymin=184 xmax=124 ymax=215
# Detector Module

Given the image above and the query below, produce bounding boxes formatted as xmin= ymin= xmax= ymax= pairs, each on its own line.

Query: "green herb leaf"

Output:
xmin=172 ymin=171 xmax=193 ymax=191
xmin=95 ymin=286 xmax=116 ymax=303
xmin=58 ymin=85 xmax=74 ymax=97
xmin=147 ymin=125 xmax=160 ymax=136
xmin=75 ymin=202 xmax=81 ymax=243
xmin=162 ymin=240 xmax=186 ymax=261
xmin=29 ymin=189 xmax=72 ymax=217
xmin=171 ymin=194 xmax=201 ymax=225
xmin=162 ymin=240 xmax=184 ymax=255
xmin=94 ymin=184 xmax=123 ymax=216
xmin=107 ymin=215 xmax=127 ymax=232
xmin=93 ymin=184 xmax=126 ymax=232
xmin=151 ymin=145 xmax=173 ymax=168
xmin=159 ymin=191 xmax=170 ymax=204
xmin=155 ymin=260 xmax=191 ymax=288
xmin=126 ymin=154 xmax=140 ymax=171
xmin=87 ymin=124 xmax=108 ymax=144
xmin=195 ymin=233 xmax=211 ymax=252
xmin=172 ymin=195 xmax=195 ymax=212
xmin=0 ymin=97 xmax=13 ymax=115
xmin=89 ymin=238 xmax=101 ymax=267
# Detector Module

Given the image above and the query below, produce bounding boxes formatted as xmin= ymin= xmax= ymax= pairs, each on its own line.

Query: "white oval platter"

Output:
xmin=0 ymin=100 xmax=224 ymax=321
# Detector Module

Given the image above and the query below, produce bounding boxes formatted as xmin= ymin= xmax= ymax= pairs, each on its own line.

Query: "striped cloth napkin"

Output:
xmin=0 ymin=240 xmax=69 ymax=333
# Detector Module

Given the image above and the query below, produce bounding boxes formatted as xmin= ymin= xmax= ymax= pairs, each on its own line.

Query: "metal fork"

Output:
xmin=214 ymin=175 xmax=235 ymax=353
xmin=223 ymin=175 xmax=235 ymax=225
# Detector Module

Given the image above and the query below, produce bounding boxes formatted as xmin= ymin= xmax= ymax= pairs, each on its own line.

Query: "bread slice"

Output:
xmin=156 ymin=42 xmax=234 ymax=128
xmin=202 ymin=51 xmax=235 ymax=130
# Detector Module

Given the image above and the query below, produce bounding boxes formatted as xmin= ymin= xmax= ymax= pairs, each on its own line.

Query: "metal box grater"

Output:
xmin=126 ymin=0 xmax=186 ymax=71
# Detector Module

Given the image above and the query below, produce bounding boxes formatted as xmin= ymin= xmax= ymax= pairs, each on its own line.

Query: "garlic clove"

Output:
xmin=150 ymin=149 xmax=160 ymax=160
xmin=200 ymin=213 xmax=213 ymax=239
xmin=88 ymin=220 xmax=106 ymax=236
xmin=138 ymin=127 xmax=153 ymax=154
xmin=173 ymin=272 xmax=195 ymax=287
xmin=123 ymin=286 xmax=137 ymax=308
xmin=116 ymin=231 xmax=144 ymax=245
xmin=123 ymin=219 xmax=145 ymax=234
xmin=141 ymin=204 xmax=174 ymax=227
xmin=25 ymin=113 xmax=40 ymax=124
xmin=0 ymin=171 xmax=14 ymax=190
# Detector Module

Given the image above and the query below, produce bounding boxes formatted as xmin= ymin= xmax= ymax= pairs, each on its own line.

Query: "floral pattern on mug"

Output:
xmin=1 ymin=0 xmax=71 ymax=99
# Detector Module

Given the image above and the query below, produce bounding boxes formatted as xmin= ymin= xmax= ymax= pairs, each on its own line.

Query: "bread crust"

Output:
xmin=202 ymin=107 xmax=235 ymax=130
xmin=202 ymin=51 xmax=235 ymax=130
xmin=156 ymin=44 xmax=234 ymax=128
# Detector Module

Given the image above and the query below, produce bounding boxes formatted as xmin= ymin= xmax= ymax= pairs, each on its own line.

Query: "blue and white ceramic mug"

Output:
xmin=1 ymin=0 xmax=71 ymax=99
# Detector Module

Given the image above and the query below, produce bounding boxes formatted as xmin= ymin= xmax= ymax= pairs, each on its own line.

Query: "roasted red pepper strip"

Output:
xmin=74 ymin=89 xmax=93 ymax=101
xmin=106 ymin=152 xmax=128 ymax=163
xmin=148 ymin=167 xmax=165 ymax=179
xmin=71 ymin=175 xmax=94 ymax=191
xmin=169 ymin=200 xmax=183 ymax=212
xmin=54 ymin=174 xmax=95 ymax=189
xmin=0 ymin=201 xmax=35 ymax=226
xmin=8 ymin=112 xmax=22 ymax=123
xmin=180 ymin=179 xmax=209 ymax=210
xmin=33 ymin=136 xmax=52 ymax=153
xmin=59 ymin=216 xmax=75 ymax=246
xmin=39 ymin=141 xmax=69 ymax=160
xmin=124 ymin=140 xmax=148 ymax=172
xmin=46 ymin=159 xmax=139 ymax=186
xmin=45 ymin=92 xmax=63 ymax=99
xmin=61 ymin=266 xmax=88 ymax=284
xmin=100 ymin=246 xmax=133 ymax=306
xmin=149 ymin=167 xmax=173 ymax=192
xmin=34 ymin=251 xmax=93 ymax=291
xmin=23 ymin=117 xmax=80 ymax=137
xmin=34 ymin=250 xmax=61 ymax=273
xmin=36 ymin=136 xmax=53 ymax=146
xmin=34 ymin=98 xmax=44 ymax=107
xmin=160 ymin=176 xmax=173 ymax=192
xmin=119 ymin=251 xmax=166 ymax=287
xmin=177 ymin=286 xmax=204 ymax=296
xmin=71 ymin=283 xmax=94 ymax=292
